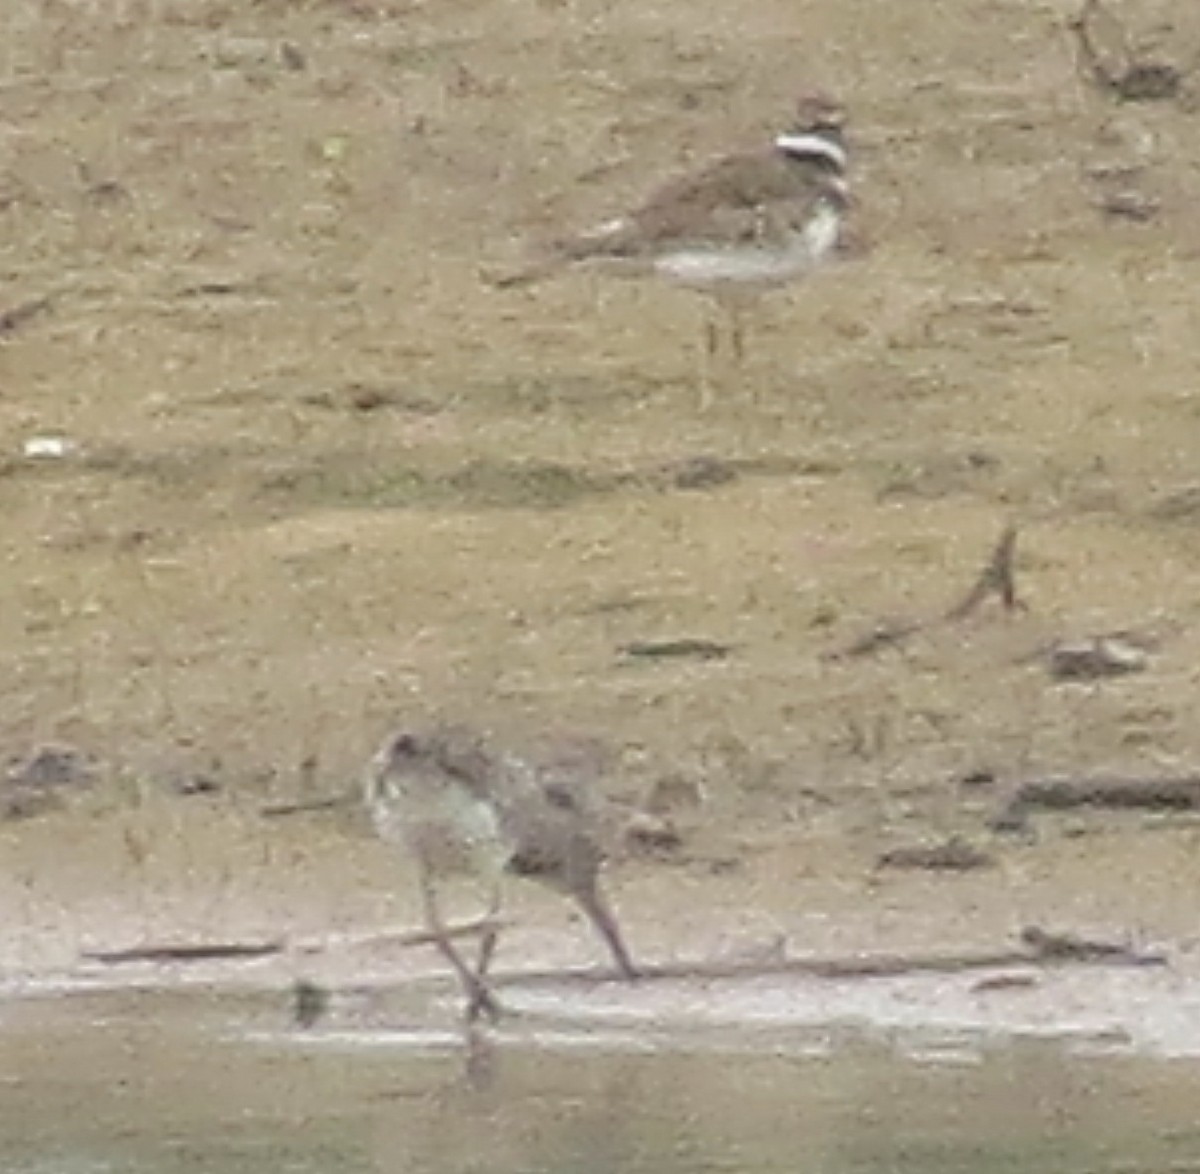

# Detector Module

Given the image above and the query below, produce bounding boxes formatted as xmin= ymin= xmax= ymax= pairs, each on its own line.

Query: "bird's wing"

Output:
xmin=428 ymin=725 xmax=498 ymax=801
xmin=492 ymin=152 xmax=842 ymax=285
xmin=575 ymin=152 xmax=834 ymax=256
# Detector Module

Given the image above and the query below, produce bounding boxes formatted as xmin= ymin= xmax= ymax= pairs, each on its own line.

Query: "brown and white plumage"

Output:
xmin=496 ymin=93 xmax=849 ymax=294
xmin=494 ymin=94 xmax=850 ymax=399
xmin=364 ymin=725 xmax=637 ymax=1023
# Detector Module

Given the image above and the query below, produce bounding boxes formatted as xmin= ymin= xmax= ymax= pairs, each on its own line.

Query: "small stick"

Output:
xmin=81 ymin=917 xmax=512 ymax=967
xmin=501 ymin=932 xmax=1165 ymax=989
xmin=993 ymin=773 xmax=1200 ymax=831
xmin=82 ymin=941 xmax=284 ymax=965
xmin=826 ymin=617 xmax=927 ymax=660
xmin=0 ymin=297 xmax=51 ymax=335
xmin=827 ymin=524 xmax=1020 ymax=659
xmin=944 ymin=525 xmax=1020 ymax=621
xmin=259 ymin=795 xmax=352 ymax=819
xmin=299 ymin=916 xmax=513 ymax=955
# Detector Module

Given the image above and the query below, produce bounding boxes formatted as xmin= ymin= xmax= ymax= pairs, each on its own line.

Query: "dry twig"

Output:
xmin=827 ymin=524 xmax=1021 ymax=659
xmin=502 ymin=928 xmax=1164 ymax=987
xmin=994 ymin=773 xmax=1200 ymax=831
xmin=260 ymin=794 xmax=351 ymax=818
xmin=0 ymin=297 xmax=51 ymax=336
xmin=82 ymin=940 xmax=284 ymax=964
xmin=944 ymin=524 xmax=1021 ymax=621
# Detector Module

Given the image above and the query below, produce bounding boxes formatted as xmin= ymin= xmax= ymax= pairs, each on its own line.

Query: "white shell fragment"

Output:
xmin=22 ymin=435 xmax=75 ymax=459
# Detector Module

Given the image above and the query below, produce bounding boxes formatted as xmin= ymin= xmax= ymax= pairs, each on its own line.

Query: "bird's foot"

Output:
xmin=465 ymin=980 xmax=502 ymax=1025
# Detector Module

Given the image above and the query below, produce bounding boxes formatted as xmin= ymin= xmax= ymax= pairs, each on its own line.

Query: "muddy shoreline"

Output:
xmin=5 ymin=776 xmax=1200 ymax=1061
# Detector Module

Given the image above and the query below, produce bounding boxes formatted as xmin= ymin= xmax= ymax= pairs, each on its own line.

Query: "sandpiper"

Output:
xmin=364 ymin=725 xmax=637 ymax=1022
xmin=495 ymin=93 xmax=850 ymax=392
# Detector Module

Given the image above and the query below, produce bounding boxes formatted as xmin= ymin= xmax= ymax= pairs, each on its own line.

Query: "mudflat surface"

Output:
xmin=6 ymin=988 xmax=1200 ymax=1173
xmin=4 ymin=0 xmax=1200 ymax=1036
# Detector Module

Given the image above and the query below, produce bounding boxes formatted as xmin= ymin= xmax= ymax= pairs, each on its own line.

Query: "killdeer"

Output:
xmin=496 ymin=92 xmax=850 ymax=390
xmin=364 ymin=725 xmax=637 ymax=1023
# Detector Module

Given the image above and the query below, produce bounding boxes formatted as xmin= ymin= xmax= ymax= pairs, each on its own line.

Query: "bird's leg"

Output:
xmin=462 ymin=1022 xmax=497 ymax=1090
xmin=473 ymin=882 xmax=503 ymax=989
xmin=574 ymin=883 xmax=639 ymax=980
xmin=698 ymin=315 xmax=720 ymax=412
xmin=729 ymin=301 xmax=747 ymax=366
xmin=705 ymin=316 xmax=721 ymax=361
xmin=696 ymin=295 xmax=750 ymax=408
xmin=420 ymin=869 xmax=501 ymax=1023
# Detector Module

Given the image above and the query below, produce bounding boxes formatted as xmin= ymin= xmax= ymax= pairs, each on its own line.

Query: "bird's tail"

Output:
xmin=488 ymin=218 xmax=629 ymax=289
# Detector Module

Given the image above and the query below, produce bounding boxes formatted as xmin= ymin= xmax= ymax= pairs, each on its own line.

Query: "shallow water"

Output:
xmin=4 ymin=987 xmax=1200 ymax=1174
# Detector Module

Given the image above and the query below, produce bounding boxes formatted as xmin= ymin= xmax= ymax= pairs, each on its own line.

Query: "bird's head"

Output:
xmin=793 ymin=90 xmax=845 ymax=134
xmin=364 ymin=730 xmax=426 ymax=807
xmin=776 ymin=91 xmax=848 ymax=173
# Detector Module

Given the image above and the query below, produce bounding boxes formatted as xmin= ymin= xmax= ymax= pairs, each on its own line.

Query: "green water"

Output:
xmin=3 ymin=990 xmax=1199 ymax=1173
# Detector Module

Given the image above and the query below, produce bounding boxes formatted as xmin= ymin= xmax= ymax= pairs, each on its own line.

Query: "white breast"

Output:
xmin=801 ymin=200 xmax=842 ymax=264
xmin=653 ymin=200 xmax=842 ymax=289
xmin=371 ymin=775 xmax=511 ymax=880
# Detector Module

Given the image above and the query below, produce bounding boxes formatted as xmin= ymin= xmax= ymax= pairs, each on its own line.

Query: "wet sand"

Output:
xmin=6 ymin=984 xmax=1200 ymax=1174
